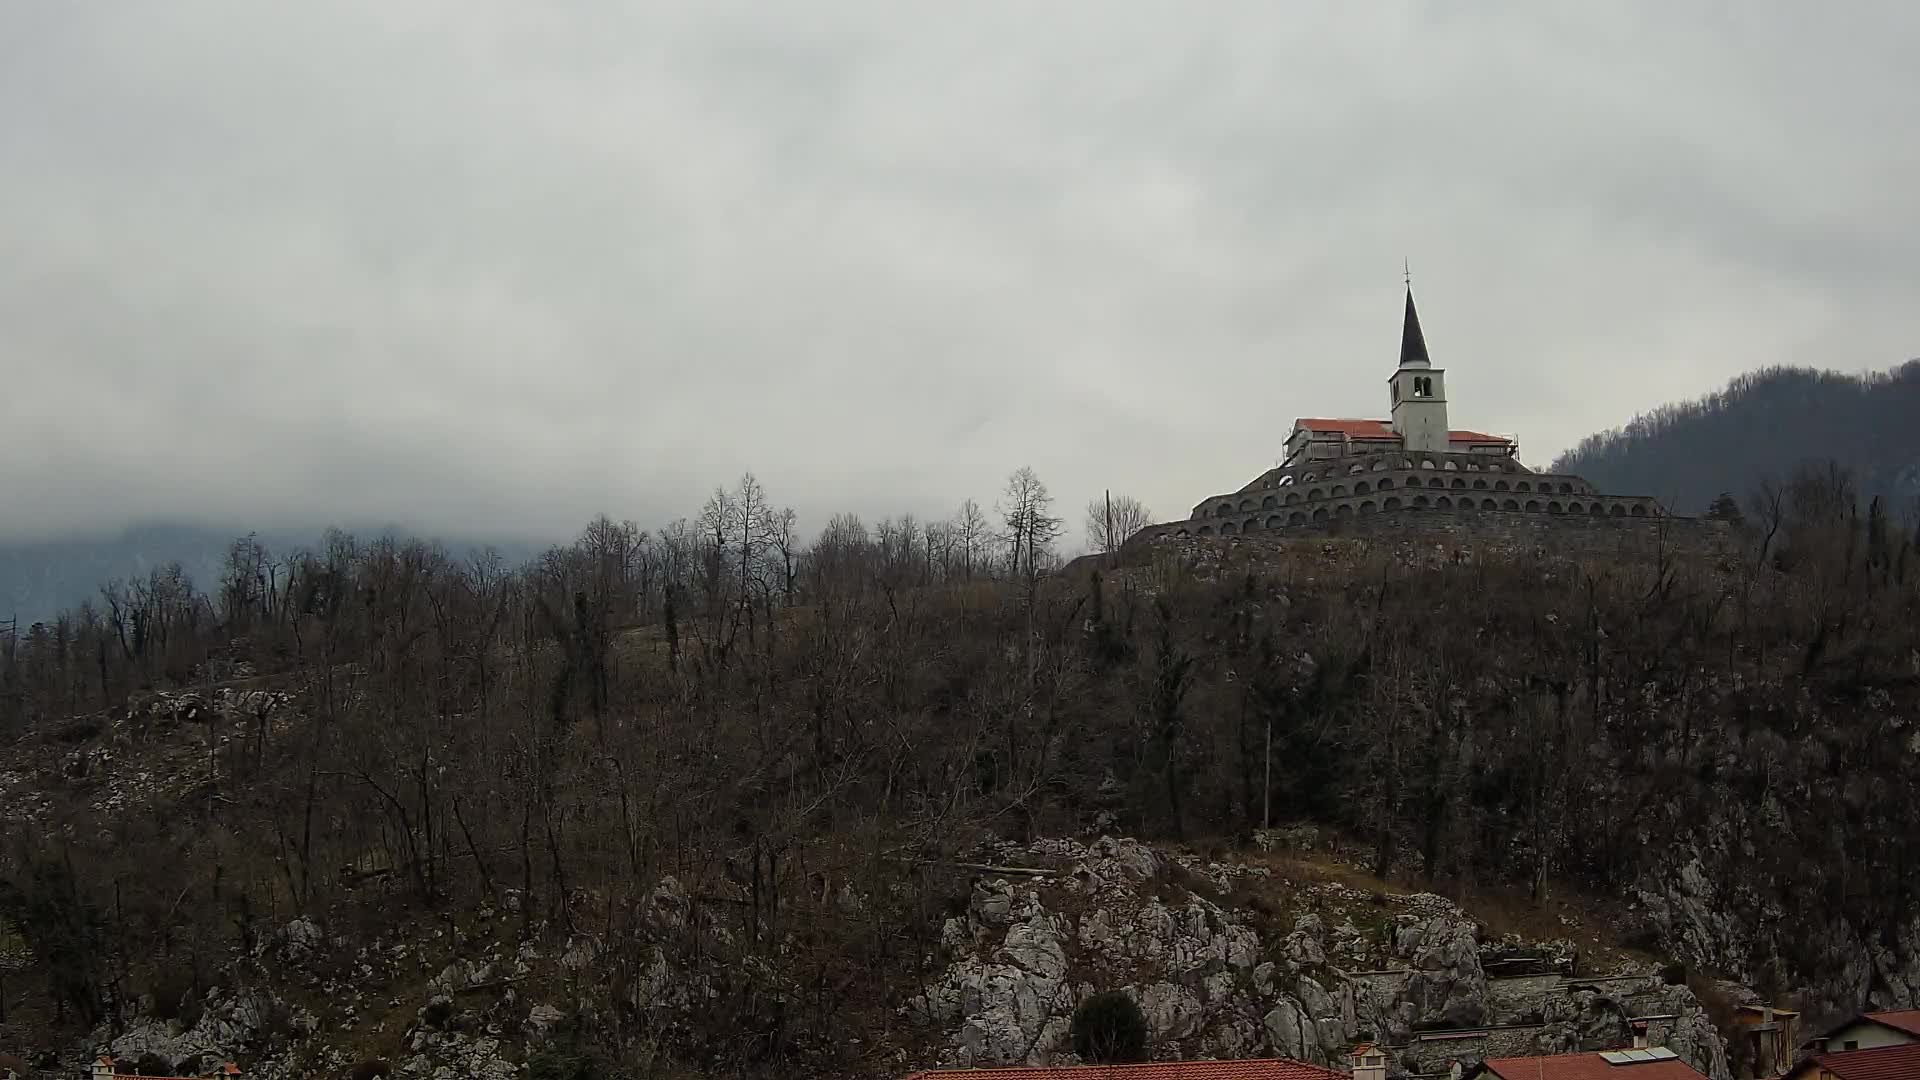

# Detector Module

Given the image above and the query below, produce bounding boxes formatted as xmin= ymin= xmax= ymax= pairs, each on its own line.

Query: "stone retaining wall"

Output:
xmin=1135 ymin=508 xmax=1735 ymax=560
xmin=1299 ymin=507 xmax=1734 ymax=556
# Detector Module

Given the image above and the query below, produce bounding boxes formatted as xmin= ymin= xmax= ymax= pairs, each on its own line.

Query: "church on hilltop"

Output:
xmin=1134 ymin=286 xmax=1674 ymax=542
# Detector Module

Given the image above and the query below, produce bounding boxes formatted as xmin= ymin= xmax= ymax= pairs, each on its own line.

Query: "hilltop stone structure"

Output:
xmin=1134 ymin=287 xmax=1675 ymax=543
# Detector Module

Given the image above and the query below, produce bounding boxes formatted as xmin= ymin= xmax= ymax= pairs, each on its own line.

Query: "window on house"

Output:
xmin=1844 ymin=1041 xmax=1858 ymax=1051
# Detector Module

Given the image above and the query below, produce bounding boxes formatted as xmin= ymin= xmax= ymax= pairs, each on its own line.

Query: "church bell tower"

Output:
xmin=1388 ymin=285 xmax=1449 ymax=454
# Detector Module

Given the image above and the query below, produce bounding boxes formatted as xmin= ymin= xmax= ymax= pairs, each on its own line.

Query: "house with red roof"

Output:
xmin=1807 ymin=1009 xmax=1920 ymax=1054
xmin=1463 ymin=1047 xmax=1710 ymax=1080
xmin=899 ymin=1059 xmax=1346 ymax=1080
xmin=1782 ymin=1041 xmax=1920 ymax=1080
xmin=90 ymin=1056 xmax=240 ymax=1079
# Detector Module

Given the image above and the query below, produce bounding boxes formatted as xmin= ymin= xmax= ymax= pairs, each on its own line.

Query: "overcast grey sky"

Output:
xmin=3 ymin=2 xmax=1916 ymax=545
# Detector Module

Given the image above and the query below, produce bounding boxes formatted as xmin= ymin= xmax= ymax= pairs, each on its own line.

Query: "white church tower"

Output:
xmin=1387 ymin=285 xmax=1449 ymax=454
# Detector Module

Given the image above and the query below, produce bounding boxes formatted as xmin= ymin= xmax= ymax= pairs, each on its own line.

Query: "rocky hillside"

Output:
xmin=0 ymin=805 xmax=1744 ymax=1078
xmin=3 ymin=470 xmax=1917 ymax=1077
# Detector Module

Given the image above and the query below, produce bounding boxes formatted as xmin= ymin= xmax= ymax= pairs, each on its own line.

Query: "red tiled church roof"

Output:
xmin=1480 ymin=1051 xmax=1708 ymax=1080
xmin=902 ymin=1060 xmax=1345 ymax=1080
xmin=1794 ymin=1042 xmax=1920 ymax=1080
xmin=1295 ymin=418 xmax=1400 ymax=439
xmin=1293 ymin=418 xmax=1512 ymax=445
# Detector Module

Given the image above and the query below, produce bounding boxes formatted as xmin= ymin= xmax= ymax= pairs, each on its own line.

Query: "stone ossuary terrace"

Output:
xmin=1134 ymin=284 xmax=1673 ymax=543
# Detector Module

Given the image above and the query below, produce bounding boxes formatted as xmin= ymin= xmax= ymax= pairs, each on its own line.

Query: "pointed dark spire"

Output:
xmin=1399 ymin=286 xmax=1430 ymax=368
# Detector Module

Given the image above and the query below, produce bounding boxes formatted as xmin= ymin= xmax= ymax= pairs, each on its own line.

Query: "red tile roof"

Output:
xmin=1481 ymin=1052 xmax=1708 ymax=1080
xmin=902 ymin=1060 xmax=1345 ymax=1080
xmin=1292 ymin=418 xmax=1512 ymax=446
xmin=1794 ymin=1042 xmax=1920 ymax=1079
xmin=1864 ymin=1009 xmax=1920 ymax=1037
xmin=1447 ymin=429 xmax=1513 ymax=444
xmin=95 ymin=1056 xmax=239 ymax=1078
xmin=1296 ymin=418 xmax=1400 ymax=439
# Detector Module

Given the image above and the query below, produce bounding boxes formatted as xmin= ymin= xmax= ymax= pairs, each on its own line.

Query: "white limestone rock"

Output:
xmin=1262 ymin=996 xmax=1322 ymax=1061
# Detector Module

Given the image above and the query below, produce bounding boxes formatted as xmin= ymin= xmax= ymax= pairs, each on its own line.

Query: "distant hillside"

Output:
xmin=1553 ymin=360 xmax=1920 ymax=514
xmin=0 ymin=522 xmax=540 ymax=627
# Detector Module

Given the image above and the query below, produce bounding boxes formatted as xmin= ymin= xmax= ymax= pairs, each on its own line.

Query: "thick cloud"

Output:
xmin=3 ymin=2 xmax=1916 ymax=544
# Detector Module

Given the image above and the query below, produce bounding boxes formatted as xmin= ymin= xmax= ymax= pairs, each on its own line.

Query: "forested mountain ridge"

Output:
xmin=0 ymin=468 xmax=1917 ymax=1078
xmin=1552 ymin=360 xmax=1920 ymax=513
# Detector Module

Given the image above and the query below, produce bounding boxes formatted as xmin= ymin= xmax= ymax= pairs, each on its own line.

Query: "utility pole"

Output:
xmin=1104 ymin=489 xmax=1113 ymax=557
xmin=1263 ymin=713 xmax=1272 ymax=831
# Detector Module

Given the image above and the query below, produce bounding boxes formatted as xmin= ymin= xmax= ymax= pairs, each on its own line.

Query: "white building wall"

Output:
xmin=1823 ymin=1021 xmax=1916 ymax=1052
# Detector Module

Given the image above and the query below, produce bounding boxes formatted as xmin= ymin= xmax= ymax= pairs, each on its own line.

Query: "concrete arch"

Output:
xmin=1289 ymin=511 xmax=1307 ymax=525
xmin=1516 ymin=481 xmax=1531 ymax=492
xmin=1355 ymin=481 xmax=1371 ymax=495
xmin=1378 ymin=477 xmax=1395 ymax=490
xmin=1349 ymin=463 xmax=1365 ymax=475
xmin=1334 ymin=503 xmax=1354 ymax=518
xmin=1495 ymin=480 xmax=1510 ymax=491
xmin=1240 ymin=498 xmax=1255 ymax=511
xmin=1589 ymin=503 xmax=1604 ymax=516
xmin=1359 ymin=500 xmax=1377 ymax=514
xmin=1217 ymin=502 xmax=1233 ymax=516
xmin=1221 ymin=521 xmax=1238 ymax=535
xmin=1278 ymin=475 xmax=1294 ymax=486
xmin=1525 ymin=499 xmax=1542 ymax=512
xmin=1451 ymin=478 xmax=1467 ymax=489
xmin=1371 ymin=459 xmax=1389 ymax=472
xmin=1383 ymin=496 xmax=1402 ymax=511
xmin=1548 ymin=501 xmax=1564 ymax=514
xmin=1420 ymin=459 xmax=1437 ymax=469
xmin=1503 ymin=498 xmax=1520 ymax=510
xmin=1262 ymin=495 xmax=1278 ymax=509
xmin=1443 ymin=460 xmax=1458 ymax=470
xmin=1284 ymin=492 xmax=1301 ymax=506
xmin=1631 ymin=503 xmax=1648 ymax=516
xmin=1610 ymin=504 xmax=1626 ymax=516
xmin=1197 ymin=525 xmax=1215 ymax=536
xmin=1436 ymin=496 xmax=1453 ymax=509
xmin=1567 ymin=501 xmax=1583 ymax=514
xmin=1482 ymin=498 xmax=1498 ymax=510
xmin=1311 ymin=507 xmax=1329 ymax=522
xmin=1174 ymin=529 xmax=1190 ymax=538
xmin=1412 ymin=494 xmax=1430 ymax=509
xmin=1266 ymin=515 xmax=1285 ymax=528
xmin=1473 ymin=479 xmax=1489 ymax=490
xmin=1559 ymin=482 xmax=1573 ymax=493
xmin=1429 ymin=477 xmax=1447 ymax=488
xmin=1309 ymin=489 xmax=1324 ymax=501
xmin=1401 ymin=457 xmax=1416 ymax=468
xmin=1331 ymin=484 xmax=1347 ymax=497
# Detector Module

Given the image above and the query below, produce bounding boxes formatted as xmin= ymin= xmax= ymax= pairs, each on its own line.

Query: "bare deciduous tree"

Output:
xmin=999 ymin=467 xmax=1064 ymax=584
xmin=1084 ymin=493 xmax=1154 ymax=554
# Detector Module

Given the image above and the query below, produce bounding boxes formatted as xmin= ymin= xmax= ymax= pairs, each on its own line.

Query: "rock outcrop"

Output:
xmin=917 ymin=836 xmax=1734 ymax=1079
